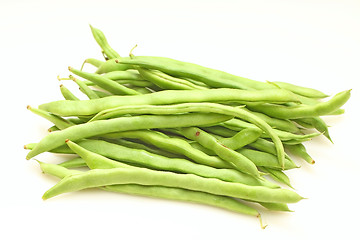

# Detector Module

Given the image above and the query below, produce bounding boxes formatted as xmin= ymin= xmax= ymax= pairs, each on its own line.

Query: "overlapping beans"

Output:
xmin=25 ymin=25 xmax=351 ymax=229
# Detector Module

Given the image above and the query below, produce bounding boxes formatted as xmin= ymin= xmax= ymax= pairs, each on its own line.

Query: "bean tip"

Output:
xmin=26 ymin=105 xmax=31 ymax=110
xmin=114 ymin=59 xmax=119 ymax=63
xmin=23 ymin=145 xmax=27 ymax=149
xmin=68 ymin=66 xmax=73 ymax=71
xmin=65 ymin=139 xmax=70 ymax=143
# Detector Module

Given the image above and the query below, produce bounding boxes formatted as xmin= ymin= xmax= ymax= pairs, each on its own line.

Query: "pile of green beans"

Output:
xmin=25 ymin=25 xmax=351 ymax=229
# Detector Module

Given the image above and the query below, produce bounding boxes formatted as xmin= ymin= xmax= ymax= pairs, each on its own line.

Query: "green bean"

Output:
xmin=237 ymin=148 xmax=298 ymax=170
xmin=271 ymin=81 xmax=329 ymax=99
xmin=245 ymin=89 xmax=351 ymax=119
xmin=69 ymin=67 xmax=141 ymax=96
xmin=294 ymin=117 xmax=332 ymax=143
xmin=88 ymin=89 xmax=112 ymax=98
xmin=26 ymin=113 xmax=232 ymax=159
xmin=242 ymin=108 xmax=301 ymax=133
xmin=48 ymin=125 xmax=59 ymax=132
xmin=39 ymin=89 xmax=301 ymax=117
xmin=82 ymin=103 xmax=285 ymax=169
xmin=27 ymin=105 xmax=74 ymax=130
xmin=37 ymin=161 xmax=265 ymax=227
xmin=80 ymin=58 xmax=105 ymax=71
xmin=257 ymin=202 xmax=292 ymax=212
xmin=222 ymin=118 xmax=321 ymax=141
xmin=178 ymin=127 xmax=260 ymax=177
xmin=285 ymin=143 xmax=314 ymax=164
xmin=89 ymin=25 xmax=120 ymax=59
xmin=96 ymin=58 xmax=131 ymax=74
xmin=259 ymin=167 xmax=293 ymax=188
xmin=137 ymin=67 xmax=206 ymax=90
xmin=70 ymin=75 xmax=100 ymax=99
xmin=104 ymin=129 xmax=232 ymax=169
xmin=59 ymin=84 xmax=79 ymax=101
xmin=102 ymin=70 xmax=144 ymax=81
xmin=58 ymin=157 xmax=87 ymax=168
xmin=66 ymin=139 xmax=278 ymax=187
xmin=42 ymin=167 xmax=304 ymax=203
xmin=218 ymin=128 xmax=262 ymax=150
xmin=102 ymin=138 xmax=183 ymax=159
xmin=66 ymin=140 xmax=129 ymax=169
xmin=115 ymin=56 xmax=276 ymax=90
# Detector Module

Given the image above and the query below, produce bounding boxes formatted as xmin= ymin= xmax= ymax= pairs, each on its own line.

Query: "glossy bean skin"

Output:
xmin=245 ymin=89 xmax=351 ymax=119
xmin=42 ymin=167 xmax=303 ymax=203
xmin=26 ymin=113 xmax=232 ymax=159
xmin=89 ymin=25 xmax=120 ymax=59
xmin=66 ymin=139 xmax=278 ymax=187
xmin=39 ymin=89 xmax=301 ymax=117
xmin=115 ymin=56 xmax=276 ymax=90
xmin=69 ymin=67 xmax=141 ymax=96
xmin=37 ymin=161 xmax=263 ymax=224
xmin=178 ymin=127 xmax=260 ymax=177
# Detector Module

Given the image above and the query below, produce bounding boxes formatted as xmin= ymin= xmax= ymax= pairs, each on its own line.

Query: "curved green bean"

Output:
xmin=89 ymin=25 xmax=120 ymax=59
xmin=26 ymin=113 xmax=232 ymax=159
xmin=66 ymin=139 xmax=278 ymax=187
xmin=42 ymin=167 xmax=304 ymax=203
xmin=245 ymin=89 xmax=351 ymax=119
xmin=104 ymin=129 xmax=233 ymax=169
xmin=37 ymin=161 xmax=264 ymax=227
xmin=218 ymin=128 xmax=262 ymax=150
xmin=271 ymin=81 xmax=329 ymax=99
xmin=69 ymin=67 xmax=141 ymax=96
xmin=178 ymin=127 xmax=260 ymax=177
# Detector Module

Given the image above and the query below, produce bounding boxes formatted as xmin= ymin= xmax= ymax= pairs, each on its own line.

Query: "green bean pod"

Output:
xmin=69 ymin=67 xmax=141 ymax=96
xmin=80 ymin=58 xmax=105 ymax=70
xmin=245 ymin=89 xmax=351 ymax=119
xmin=115 ymin=56 xmax=276 ymax=90
xmin=104 ymin=129 xmax=233 ymax=169
xmin=66 ymin=139 xmax=278 ymax=187
xmin=59 ymin=84 xmax=79 ymax=101
xmin=37 ymin=161 xmax=264 ymax=227
xmin=178 ymin=127 xmax=261 ymax=177
xmin=42 ymin=167 xmax=304 ymax=203
xmin=137 ymin=67 xmax=206 ymax=90
xmin=26 ymin=113 xmax=232 ymax=159
xmin=271 ymin=81 xmax=329 ymax=99
xmin=89 ymin=25 xmax=120 ymax=59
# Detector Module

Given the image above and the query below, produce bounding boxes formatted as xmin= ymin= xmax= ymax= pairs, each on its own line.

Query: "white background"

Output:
xmin=1 ymin=0 xmax=360 ymax=239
